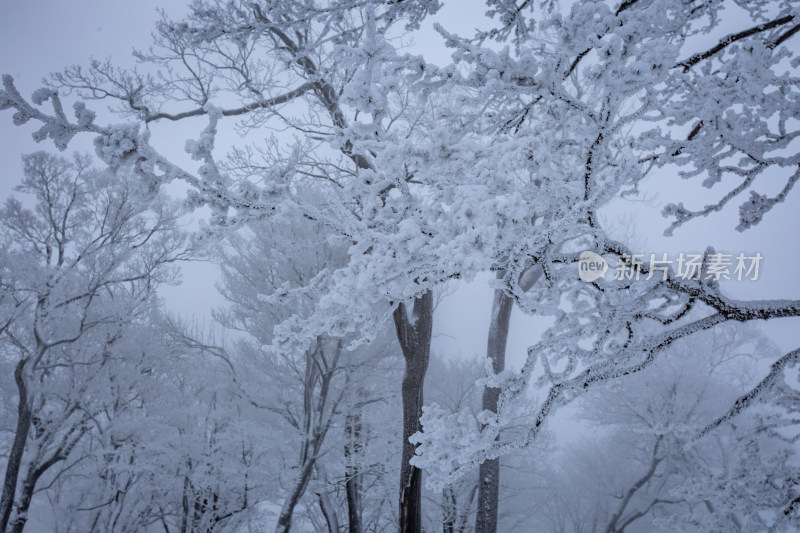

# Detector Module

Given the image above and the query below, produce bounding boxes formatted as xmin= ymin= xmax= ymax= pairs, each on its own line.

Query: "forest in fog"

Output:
xmin=0 ymin=0 xmax=799 ymax=532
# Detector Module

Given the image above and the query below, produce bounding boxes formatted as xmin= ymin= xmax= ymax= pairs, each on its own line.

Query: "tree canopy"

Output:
xmin=1 ymin=1 xmax=799 ymax=531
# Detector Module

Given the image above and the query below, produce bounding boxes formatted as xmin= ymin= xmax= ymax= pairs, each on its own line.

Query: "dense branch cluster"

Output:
xmin=0 ymin=0 xmax=798 ymax=531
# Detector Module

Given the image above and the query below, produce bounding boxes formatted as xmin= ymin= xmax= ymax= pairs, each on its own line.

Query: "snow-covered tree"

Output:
xmin=408 ymin=4 xmax=800 ymax=529
xmin=34 ymin=314 xmax=265 ymax=533
xmin=1 ymin=1 xmax=799 ymax=531
xmin=524 ymin=325 xmax=797 ymax=533
xmin=0 ymin=3 xmax=446 ymax=528
xmin=422 ymin=354 xmax=484 ymax=532
xmin=215 ymin=207 xmax=409 ymax=532
xmin=0 ymin=152 xmax=192 ymax=532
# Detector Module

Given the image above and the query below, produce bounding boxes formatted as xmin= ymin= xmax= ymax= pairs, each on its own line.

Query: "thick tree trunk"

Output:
xmin=8 ymin=471 xmax=35 ymax=533
xmin=345 ymin=479 xmax=363 ymax=533
xmin=475 ymin=268 xmax=541 ymax=533
xmin=474 ymin=280 xmax=514 ymax=533
xmin=394 ymin=291 xmax=433 ymax=533
xmin=0 ymin=359 xmax=32 ymax=533
xmin=344 ymin=409 xmax=363 ymax=533
xmin=9 ymin=449 xmax=64 ymax=533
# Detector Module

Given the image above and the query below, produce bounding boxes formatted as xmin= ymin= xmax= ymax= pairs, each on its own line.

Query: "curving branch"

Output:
xmin=144 ymin=81 xmax=315 ymax=123
xmin=605 ymin=435 xmax=665 ymax=533
xmin=694 ymin=347 xmax=800 ymax=440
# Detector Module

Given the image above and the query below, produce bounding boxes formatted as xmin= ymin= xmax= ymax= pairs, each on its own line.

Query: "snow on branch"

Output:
xmin=694 ymin=346 xmax=800 ymax=441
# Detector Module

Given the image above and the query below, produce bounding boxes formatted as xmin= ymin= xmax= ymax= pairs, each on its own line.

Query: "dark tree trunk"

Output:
xmin=345 ymin=409 xmax=363 ymax=533
xmin=275 ymin=459 xmax=316 ymax=533
xmin=0 ymin=358 xmax=32 ymax=533
xmin=475 ymin=267 xmax=540 ymax=533
xmin=393 ymin=291 xmax=433 ymax=533
xmin=9 ymin=449 xmax=65 ymax=533
xmin=9 ymin=471 xmax=35 ymax=533
xmin=315 ymin=463 xmax=339 ymax=533
xmin=474 ymin=279 xmax=514 ymax=533
xmin=180 ymin=474 xmax=191 ymax=533
xmin=442 ymin=486 xmax=456 ymax=533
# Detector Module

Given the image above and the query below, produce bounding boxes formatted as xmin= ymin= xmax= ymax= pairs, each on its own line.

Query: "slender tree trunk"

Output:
xmin=275 ymin=340 xmax=340 ymax=533
xmin=275 ymin=459 xmax=316 ymax=533
xmin=0 ymin=358 xmax=32 ymax=533
xmin=457 ymin=483 xmax=478 ymax=532
xmin=192 ymin=488 xmax=206 ymax=532
xmin=344 ymin=408 xmax=363 ymax=533
xmin=394 ymin=290 xmax=433 ymax=533
xmin=315 ymin=463 xmax=339 ymax=533
xmin=475 ymin=268 xmax=541 ymax=533
xmin=181 ymin=474 xmax=191 ymax=533
xmin=317 ymin=489 xmax=339 ymax=533
xmin=442 ymin=486 xmax=456 ymax=533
